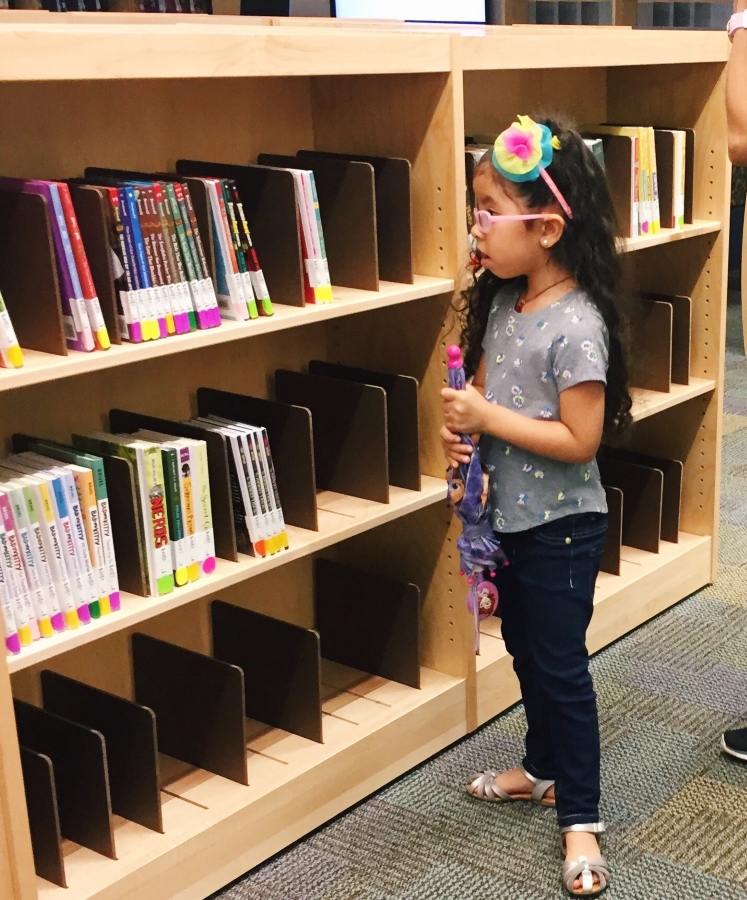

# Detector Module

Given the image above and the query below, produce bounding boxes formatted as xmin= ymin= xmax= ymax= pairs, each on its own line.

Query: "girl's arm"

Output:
xmin=442 ymin=378 xmax=605 ymax=465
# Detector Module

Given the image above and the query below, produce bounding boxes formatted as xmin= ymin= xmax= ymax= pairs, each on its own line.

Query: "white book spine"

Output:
xmin=33 ymin=483 xmax=75 ymax=616
xmin=62 ymin=472 xmax=99 ymax=608
xmin=175 ymin=444 xmax=200 ymax=579
xmin=0 ymin=501 xmax=35 ymax=636
xmin=97 ymin=495 xmax=119 ymax=598
xmin=255 ymin=427 xmax=286 ymax=536
xmin=0 ymin=521 xmax=23 ymax=637
xmin=8 ymin=488 xmax=52 ymax=626
xmin=194 ymin=442 xmax=216 ymax=565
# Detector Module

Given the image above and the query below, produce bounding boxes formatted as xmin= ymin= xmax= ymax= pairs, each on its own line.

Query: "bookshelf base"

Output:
xmin=37 ymin=665 xmax=465 ymax=900
xmin=474 ymin=532 xmax=712 ymax=727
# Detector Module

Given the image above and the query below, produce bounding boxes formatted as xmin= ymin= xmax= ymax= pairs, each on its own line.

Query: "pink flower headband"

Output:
xmin=492 ymin=115 xmax=573 ymax=220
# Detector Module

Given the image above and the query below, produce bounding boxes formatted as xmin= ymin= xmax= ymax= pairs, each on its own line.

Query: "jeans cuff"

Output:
xmin=557 ymin=813 xmax=602 ymax=830
xmin=522 ymin=757 xmax=556 ymax=782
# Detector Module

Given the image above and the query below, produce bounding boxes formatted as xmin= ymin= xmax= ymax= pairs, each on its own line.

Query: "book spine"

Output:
xmin=0 ymin=290 xmax=23 ymax=369
xmin=62 ymin=471 xmax=97 ymax=622
xmin=244 ymin=431 xmax=274 ymax=543
xmin=225 ymin=435 xmax=251 ymax=556
xmin=306 ymin=171 xmax=333 ymax=301
xmin=0 ymin=495 xmax=35 ymax=646
xmin=107 ymin=188 xmax=141 ymax=342
xmin=125 ymin=186 xmax=160 ymax=342
xmin=161 ymin=446 xmax=189 ymax=587
xmin=260 ymin=427 xmax=288 ymax=549
xmin=116 ymin=187 xmax=146 ymax=343
xmin=181 ymin=183 xmax=219 ymax=326
xmin=222 ymin=181 xmax=258 ymax=319
xmin=136 ymin=188 xmax=169 ymax=340
xmin=35 ymin=480 xmax=77 ymax=625
xmin=676 ymin=131 xmax=686 ymax=229
xmin=21 ymin=485 xmax=64 ymax=632
xmin=192 ymin=441 xmax=216 ymax=575
xmin=8 ymin=487 xmax=52 ymax=637
xmin=175 ymin=183 xmax=214 ymax=330
xmin=45 ymin=473 xmax=84 ymax=627
xmin=89 ymin=461 xmax=120 ymax=613
xmin=142 ymin=447 xmax=174 ymax=597
xmin=58 ymin=183 xmax=111 ymax=351
xmin=154 ymin=184 xmax=190 ymax=335
xmin=165 ymin=183 xmax=201 ymax=331
xmin=214 ymin=182 xmax=248 ymax=321
xmin=73 ymin=469 xmax=110 ymax=617
xmin=648 ymin=127 xmax=660 ymax=235
xmin=0 ymin=518 xmax=20 ymax=654
xmin=205 ymin=181 xmax=245 ymax=322
xmin=143 ymin=187 xmax=174 ymax=338
xmin=177 ymin=444 xmax=200 ymax=582
xmin=181 ymin=184 xmax=220 ymax=328
xmin=47 ymin=183 xmax=95 ymax=351
xmin=232 ymin=185 xmax=273 ymax=316
xmin=631 ymin=136 xmax=639 ymax=238
xmin=235 ymin=432 xmax=268 ymax=554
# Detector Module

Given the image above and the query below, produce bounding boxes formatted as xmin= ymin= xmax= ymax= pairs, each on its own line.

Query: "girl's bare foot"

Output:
xmin=467 ymin=766 xmax=556 ymax=804
xmin=564 ymin=831 xmax=602 ymax=893
xmin=494 ymin=766 xmax=556 ymax=802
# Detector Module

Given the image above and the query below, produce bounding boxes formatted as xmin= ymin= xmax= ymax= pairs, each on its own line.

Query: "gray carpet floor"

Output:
xmin=213 ymin=297 xmax=747 ymax=900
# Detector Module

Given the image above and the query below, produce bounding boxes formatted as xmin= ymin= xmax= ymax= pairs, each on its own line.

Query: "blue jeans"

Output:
xmin=494 ymin=511 xmax=607 ymax=828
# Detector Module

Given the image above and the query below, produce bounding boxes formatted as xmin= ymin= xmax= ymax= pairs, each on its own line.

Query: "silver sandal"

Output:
xmin=561 ymin=823 xmax=610 ymax=897
xmin=466 ymin=765 xmax=555 ymax=806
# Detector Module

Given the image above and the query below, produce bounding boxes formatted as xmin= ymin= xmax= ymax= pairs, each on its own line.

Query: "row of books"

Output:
xmin=0 ymin=162 xmax=335 ymax=361
xmin=189 ymin=416 xmax=289 ymax=559
xmin=76 ymin=431 xmax=217 ymax=598
xmin=0 ymin=442 xmax=121 ymax=656
xmin=88 ymin=173 xmax=266 ymax=339
xmin=466 ymin=125 xmax=690 ymax=240
xmin=581 ymin=125 xmax=688 ymax=236
xmin=0 ymin=178 xmax=111 ymax=353
xmin=283 ymin=165 xmax=333 ymax=305
xmin=1 ymin=414 xmax=290 ymax=655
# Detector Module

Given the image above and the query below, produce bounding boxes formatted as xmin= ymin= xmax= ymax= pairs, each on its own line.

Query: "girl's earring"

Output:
xmin=542 ymin=239 xmax=549 ymax=247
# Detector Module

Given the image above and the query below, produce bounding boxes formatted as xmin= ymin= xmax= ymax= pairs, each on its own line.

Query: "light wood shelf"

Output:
xmin=0 ymin=20 xmax=452 ymax=80
xmin=622 ymin=220 xmax=722 ymax=253
xmin=475 ymin=532 xmax=712 ymax=725
xmin=0 ymin=276 xmax=453 ymax=395
xmin=6 ymin=477 xmax=447 ymax=675
xmin=458 ymin=26 xmax=729 ymax=69
xmin=0 ymin=21 xmax=729 ymax=900
xmin=36 ymin=663 xmax=465 ymax=900
xmin=630 ymin=378 xmax=717 ymax=422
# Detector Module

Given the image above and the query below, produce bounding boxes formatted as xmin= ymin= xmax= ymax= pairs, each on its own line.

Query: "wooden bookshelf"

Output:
xmin=0 ymin=21 xmax=729 ymax=900
xmin=6 ymin=478 xmax=447 ymax=675
xmin=622 ymin=219 xmax=722 ymax=251
xmin=0 ymin=276 xmax=453 ymax=394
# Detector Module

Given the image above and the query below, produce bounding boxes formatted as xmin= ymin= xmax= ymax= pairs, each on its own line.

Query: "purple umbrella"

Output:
xmin=446 ymin=345 xmax=506 ymax=653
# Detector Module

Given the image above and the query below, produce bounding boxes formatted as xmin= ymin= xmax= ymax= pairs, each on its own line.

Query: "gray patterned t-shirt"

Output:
xmin=481 ymin=282 xmax=609 ymax=533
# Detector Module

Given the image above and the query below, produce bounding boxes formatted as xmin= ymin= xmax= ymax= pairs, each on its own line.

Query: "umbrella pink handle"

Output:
xmin=447 ymin=345 xmax=464 ymax=369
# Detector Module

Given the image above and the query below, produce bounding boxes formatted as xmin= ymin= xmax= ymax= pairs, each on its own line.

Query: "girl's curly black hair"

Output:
xmin=458 ymin=116 xmax=633 ymax=435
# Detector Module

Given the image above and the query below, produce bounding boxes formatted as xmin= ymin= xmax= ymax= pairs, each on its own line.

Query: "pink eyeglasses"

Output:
xmin=472 ymin=208 xmax=566 ymax=232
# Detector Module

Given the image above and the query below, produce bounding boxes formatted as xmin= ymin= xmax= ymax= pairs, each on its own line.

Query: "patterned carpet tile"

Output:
xmin=213 ymin=303 xmax=747 ymax=899
xmin=629 ymin=777 xmax=747 ymax=887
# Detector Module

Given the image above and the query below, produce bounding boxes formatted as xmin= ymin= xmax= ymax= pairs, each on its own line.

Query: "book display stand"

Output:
xmin=0 ymin=16 xmax=730 ymax=900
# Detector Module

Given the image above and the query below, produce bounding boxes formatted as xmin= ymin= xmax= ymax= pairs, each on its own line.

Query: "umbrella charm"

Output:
xmin=446 ymin=345 xmax=506 ymax=653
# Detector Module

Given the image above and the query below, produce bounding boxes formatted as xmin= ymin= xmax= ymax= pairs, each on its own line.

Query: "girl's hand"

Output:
xmin=441 ymin=425 xmax=475 ymax=468
xmin=442 ymin=383 xmax=490 ymax=436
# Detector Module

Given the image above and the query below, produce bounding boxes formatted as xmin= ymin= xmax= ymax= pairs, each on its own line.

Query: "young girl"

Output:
xmin=441 ymin=115 xmax=631 ymax=896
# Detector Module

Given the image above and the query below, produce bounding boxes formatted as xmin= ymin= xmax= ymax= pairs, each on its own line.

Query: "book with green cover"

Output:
xmin=73 ymin=433 xmax=174 ymax=597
